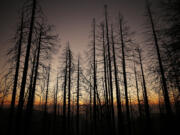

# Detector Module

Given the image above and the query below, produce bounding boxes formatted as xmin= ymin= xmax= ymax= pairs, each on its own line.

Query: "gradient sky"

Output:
xmin=0 ymin=0 xmax=160 ymax=71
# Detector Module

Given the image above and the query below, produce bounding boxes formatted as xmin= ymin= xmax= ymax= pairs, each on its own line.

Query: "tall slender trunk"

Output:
xmin=146 ymin=0 xmax=172 ymax=115
xmin=137 ymin=48 xmax=150 ymax=121
xmin=27 ymin=50 xmax=37 ymax=106
xmin=8 ymin=11 xmax=24 ymax=132
xmin=67 ymin=45 xmax=72 ymax=133
xmin=92 ymin=18 xmax=97 ymax=134
xmin=53 ymin=75 xmax=58 ymax=134
xmin=104 ymin=5 xmax=115 ymax=128
xmin=63 ymin=50 xmax=68 ymax=135
xmin=26 ymin=27 xmax=42 ymax=113
xmin=16 ymin=2 xmax=37 ymax=134
xmin=89 ymin=76 xmax=92 ymax=120
xmin=44 ymin=65 xmax=50 ymax=114
xmin=111 ymin=25 xmax=123 ymax=134
xmin=42 ymin=64 xmax=50 ymax=135
xmin=101 ymin=23 xmax=109 ymax=114
xmin=96 ymin=82 xmax=102 ymax=120
xmin=133 ymin=57 xmax=142 ymax=118
xmin=24 ymin=26 xmax=42 ymax=135
xmin=119 ymin=13 xmax=131 ymax=135
xmin=76 ymin=57 xmax=80 ymax=135
xmin=17 ymin=0 xmax=36 ymax=118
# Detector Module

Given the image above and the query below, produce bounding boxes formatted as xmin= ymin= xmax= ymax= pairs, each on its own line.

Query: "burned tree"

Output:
xmin=8 ymin=11 xmax=25 ymax=130
xmin=111 ymin=24 xmax=123 ymax=134
xmin=16 ymin=0 xmax=37 ymax=121
xmin=145 ymin=0 xmax=172 ymax=115
xmin=104 ymin=5 xmax=115 ymax=130
xmin=118 ymin=13 xmax=131 ymax=135
xmin=76 ymin=57 xmax=80 ymax=135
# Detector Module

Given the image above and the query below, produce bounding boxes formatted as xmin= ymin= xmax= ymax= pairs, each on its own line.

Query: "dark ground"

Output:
xmin=0 ymin=108 xmax=179 ymax=135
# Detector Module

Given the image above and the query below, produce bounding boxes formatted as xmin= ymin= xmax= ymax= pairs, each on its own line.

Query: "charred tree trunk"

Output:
xmin=111 ymin=25 xmax=123 ymax=134
xmin=27 ymin=50 xmax=37 ymax=107
xmin=137 ymin=48 xmax=150 ymax=122
xmin=63 ymin=50 xmax=68 ymax=135
xmin=17 ymin=0 xmax=36 ymax=117
xmin=24 ymin=26 xmax=42 ymax=135
xmin=119 ymin=13 xmax=131 ymax=135
xmin=92 ymin=18 xmax=97 ymax=135
xmin=43 ymin=64 xmax=50 ymax=135
xmin=104 ymin=5 xmax=115 ymax=131
xmin=76 ymin=57 xmax=80 ymax=135
xmin=8 ymin=11 xmax=24 ymax=132
xmin=16 ymin=1 xmax=37 ymax=133
xmin=89 ymin=76 xmax=92 ymax=121
xmin=146 ymin=0 xmax=172 ymax=115
xmin=133 ymin=57 xmax=142 ymax=119
xmin=67 ymin=44 xmax=72 ymax=134
xmin=53 ymin=75 xmax=58 ymax=135
xmin=101 ymin=23 xmax=109 ymax=115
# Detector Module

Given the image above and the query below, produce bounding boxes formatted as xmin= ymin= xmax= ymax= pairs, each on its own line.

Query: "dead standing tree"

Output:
xmin=118 ymin=13 xmax=131 ymax=135
xmin=24 ymin=26 xmax=43 ymax=134
xmin=159 ymin=0 xmax=180 ymax=115
xmin=137 ymin=48 xmax=150 ymax=121
xmin=132 ymin=51 xmax=142 ymax=119
xmin=136 ymin=47 xmax=152 ymax=135
xmin=15 ymin=1 xmax=37 ymax=134
xmin=104 ymin=6 xmax=115 ymax=133
xmin=60 ymin=44 xmax=74 ymax=135
xmin=91 ymin=18 xmax=97 ymax=135
xmin=100 ymin=23 xmax=109 ymax=115
xmin=111 ymin=24 xmax=124 ymax=134
xmin=42 ymin=64 xmax=51 ymax=135
xmin=24 ymin=21 xmax=57 ymax=134
xmin=67 ymin=43 xmax=73 ymax=135
xmin=145 ymin=0 xmax=172 ymax=116
xmin=76 ymin=56 xmax=80 ymax=135
xmin=8 ymin=11 xmax=25 ymax=131
xmin=53 ymin=74 xmax=59 ymax=135
xmin=62 ymin=47 xmax=68 ymax=135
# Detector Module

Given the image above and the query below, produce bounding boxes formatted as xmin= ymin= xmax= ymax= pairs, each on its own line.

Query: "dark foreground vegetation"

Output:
xmin=0 ymin=0 xmax=179 ymax=135
xmin=0 ymin=108 xmax=179 ymax=135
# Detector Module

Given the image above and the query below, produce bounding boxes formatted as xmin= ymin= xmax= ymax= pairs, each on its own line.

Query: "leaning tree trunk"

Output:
xmin=137 ymin=48 xmax=150 ymax=122
xmin=133 ymin=57 xmax=142 ymax=118
xmin=16 ymin=1 xmax=37 ymax=134
xmin=146 ymin=0 xmax=172 ymax=115
xmin=8 ymin=11 xmax=24 ymax=132
xmin=24 ymin=27 xmax=42 ymax=135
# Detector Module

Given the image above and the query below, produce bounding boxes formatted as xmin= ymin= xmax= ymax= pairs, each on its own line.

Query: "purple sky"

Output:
xmin=0 ymin=0 xmax=160 ymax=71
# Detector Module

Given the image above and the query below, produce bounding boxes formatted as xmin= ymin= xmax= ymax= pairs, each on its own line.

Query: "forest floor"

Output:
xmin=0 ymin=108 xmax=179 ymax=135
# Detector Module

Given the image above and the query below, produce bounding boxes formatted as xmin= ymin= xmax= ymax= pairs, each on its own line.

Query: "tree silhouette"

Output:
xmin=145 ymin=0 xmax=172 ymax=116
xmin=0 ymin=1 xmax=179 ymax=135
xmin=118 ymin=13 xmax=131 ymax=135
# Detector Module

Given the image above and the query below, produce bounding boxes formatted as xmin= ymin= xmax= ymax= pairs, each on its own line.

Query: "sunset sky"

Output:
xmin=0 ymin=0 xmax=161 ymax=70
xmin=0 ymin=2 xmax=177 ymax=135
xmin=0 ymin=0 xmax=163 ymax=105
